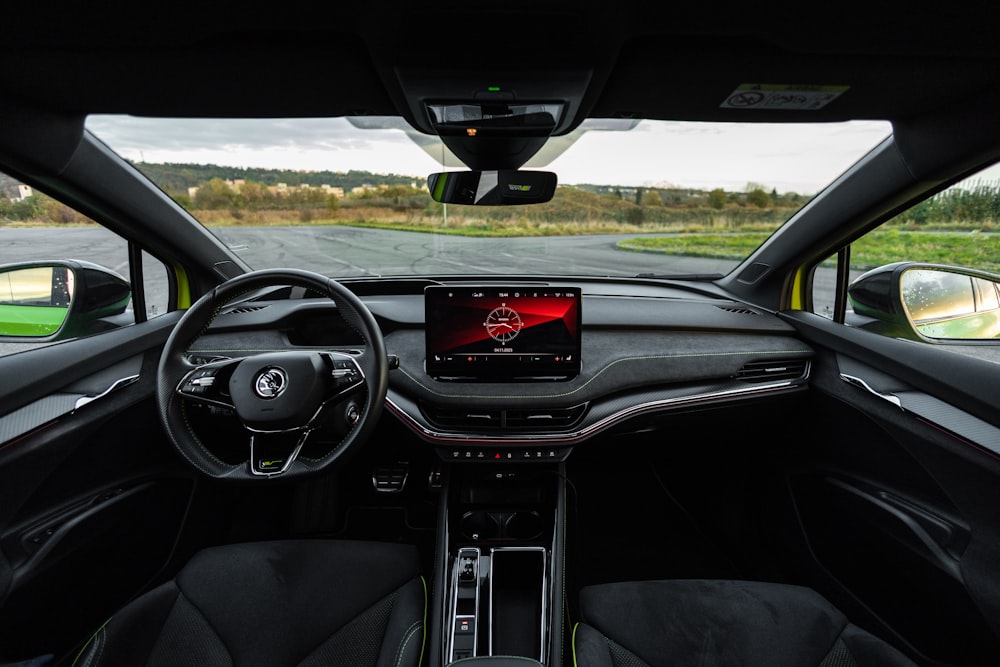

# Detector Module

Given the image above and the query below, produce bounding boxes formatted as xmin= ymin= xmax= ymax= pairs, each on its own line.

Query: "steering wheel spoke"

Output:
xmin=249 ymin=430 xmax=310 ymax=476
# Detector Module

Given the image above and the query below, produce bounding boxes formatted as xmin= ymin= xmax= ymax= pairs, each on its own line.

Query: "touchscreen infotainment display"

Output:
xmin=424 ymin=285 xmax=581 ymax=381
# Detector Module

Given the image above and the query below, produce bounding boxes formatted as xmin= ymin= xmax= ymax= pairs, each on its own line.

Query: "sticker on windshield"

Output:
xmin=721 ymin=84 xmax=849 ymax=110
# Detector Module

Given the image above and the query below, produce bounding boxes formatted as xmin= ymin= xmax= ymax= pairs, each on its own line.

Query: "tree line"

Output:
xmin=171 ymin=176 xmax=807 ymax=227
xmin=894 ymin=178 xmax=1000 ymax=226
xmin=133 ymin=162 xmax=423 ymax=194
xmin=6 ymin=163 xmax=1000 ymax=229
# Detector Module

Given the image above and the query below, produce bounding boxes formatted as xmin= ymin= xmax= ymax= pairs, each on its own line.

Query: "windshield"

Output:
xmin=84 ymin=116 xmax=892 ymax=279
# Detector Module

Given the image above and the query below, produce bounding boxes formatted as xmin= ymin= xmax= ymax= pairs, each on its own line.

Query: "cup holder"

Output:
xmin=460 ymin=510 xmax=502 ymax=539
xmin=461 ymin=510 xmax=543 ymax=540
xmin=504 ymin=510 xmax=543 ymax=539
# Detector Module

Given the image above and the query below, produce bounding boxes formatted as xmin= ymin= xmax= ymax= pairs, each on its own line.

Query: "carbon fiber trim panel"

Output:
xmin=0 ymin=394 xmax=80 ymax=445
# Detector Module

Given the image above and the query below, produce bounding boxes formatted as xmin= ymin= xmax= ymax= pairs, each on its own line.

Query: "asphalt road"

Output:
xmin=2 ymin=225 xmax=999 ymax=363
xmin=211 ymin=226 xmax=740 ymax=278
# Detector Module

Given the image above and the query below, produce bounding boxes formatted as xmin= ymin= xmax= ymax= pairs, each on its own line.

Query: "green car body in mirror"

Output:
xmin=0 ymin=260 xmax=131 ymax=341
xmin=0 ymin=265 xmax=73 ymax=335
xmin=849 ymin=262 xmax=1000 ymax=341
xmin=428 ymin=170 xmax=557 ymax=205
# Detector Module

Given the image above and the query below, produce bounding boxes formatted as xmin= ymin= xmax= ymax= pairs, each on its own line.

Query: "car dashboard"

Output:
xmin=187 ymin=275 xmax=814 ymax=462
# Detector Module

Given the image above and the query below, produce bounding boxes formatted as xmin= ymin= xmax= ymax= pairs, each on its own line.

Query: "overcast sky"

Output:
xmin=85 ymin=115 xmax=894 ymax=194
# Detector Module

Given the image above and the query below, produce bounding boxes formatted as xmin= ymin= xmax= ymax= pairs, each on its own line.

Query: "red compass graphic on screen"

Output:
xmin=484 ymin=304 xmax=523 ymax=343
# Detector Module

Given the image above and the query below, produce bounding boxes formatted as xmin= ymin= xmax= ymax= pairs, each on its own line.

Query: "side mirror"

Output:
xmin=428 ymin=170 xmax=557 ymax=205
xmin=848 ymin=262 xmax=1000 ymax=341
xmin=0 ymin=260 xmax=132 ymax=341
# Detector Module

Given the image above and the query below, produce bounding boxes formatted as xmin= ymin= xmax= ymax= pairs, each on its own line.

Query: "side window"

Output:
xmin=812 ymin=162 xmax=1000 ymax=352
xmin=0 ymin=171 xmax=170 ymax=356
xmin=140 ymin=249 xmax=172 ymax=320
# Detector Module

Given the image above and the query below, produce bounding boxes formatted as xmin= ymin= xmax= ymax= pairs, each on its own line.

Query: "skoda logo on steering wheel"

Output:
xmin=254 ymin=367 xmax=288 ymax=399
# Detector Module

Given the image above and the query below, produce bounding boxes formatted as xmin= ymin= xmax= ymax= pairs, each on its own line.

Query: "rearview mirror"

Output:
xmin=848 ymin=262 xmax=1000 ymax=341
xmin=0 ymin=260 xmax=132 ymax=341
xmin=428 ymin=170 xmax=557 ymax=205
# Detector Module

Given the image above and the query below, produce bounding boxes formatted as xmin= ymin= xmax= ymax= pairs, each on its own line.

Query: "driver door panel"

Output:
xmin=0 ymin=318 xmax=196 ymax=664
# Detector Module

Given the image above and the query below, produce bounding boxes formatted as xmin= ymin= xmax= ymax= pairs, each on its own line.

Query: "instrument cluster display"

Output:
xmin=424 ymin=285 xmax=581 ymax=381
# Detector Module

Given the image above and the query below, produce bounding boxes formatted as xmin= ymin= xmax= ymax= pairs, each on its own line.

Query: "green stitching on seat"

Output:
xmin=571 ymin=622 xmax=579 ymax=667
xmin=414 ymin=576 xmax=427 ymax=667
xmin=395 ymin=620 xmax=423 ymax=667
xmin=72 ymin=619 xmax=110 ymax=667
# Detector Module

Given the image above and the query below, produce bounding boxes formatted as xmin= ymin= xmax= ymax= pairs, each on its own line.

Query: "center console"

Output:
xmin=434 ymin=464 xmax=566 ymax=666
xmin=423 ymin=284 xmax=571 ymax=666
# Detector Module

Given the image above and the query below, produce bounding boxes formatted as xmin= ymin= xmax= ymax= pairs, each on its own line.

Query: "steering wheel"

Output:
xmin=156 ymin=269 xmax=388 ymax=480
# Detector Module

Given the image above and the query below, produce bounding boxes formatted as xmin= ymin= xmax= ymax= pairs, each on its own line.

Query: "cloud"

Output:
xmin=86 ymin=115 xmax=444 ymax=176
xmin=546 ymin=120 xmax=891 ymax=192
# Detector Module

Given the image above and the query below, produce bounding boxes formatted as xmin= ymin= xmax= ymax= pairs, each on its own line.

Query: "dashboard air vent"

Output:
xmin=422 ymin=404 xmax=587 ymax=432
xmin=504 ymin=405 xmax=587 ymax=429
xmin=735 ymin=359 xmax=809 ymax=383
xmin=422 ymin=406 xmax=503 ymax=429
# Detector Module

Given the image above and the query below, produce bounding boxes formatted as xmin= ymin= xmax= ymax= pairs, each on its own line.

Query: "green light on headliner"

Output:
xmin=487 ymin=86 xmax=501 ymax=92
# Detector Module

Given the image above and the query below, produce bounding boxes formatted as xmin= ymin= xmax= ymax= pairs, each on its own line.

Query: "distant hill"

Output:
xmin=132 ymin=162 xmax=426 ymax=196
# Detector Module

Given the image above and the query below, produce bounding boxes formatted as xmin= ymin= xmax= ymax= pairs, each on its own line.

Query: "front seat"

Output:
xmin=573 ymin=579 xmax=917 ymax=667
xmin=72 ymin=539 xmax=425 ymax=667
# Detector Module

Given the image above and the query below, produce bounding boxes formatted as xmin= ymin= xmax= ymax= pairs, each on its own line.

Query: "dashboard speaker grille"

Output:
xmin=715 ymin=305 xmax=758 ymax=315
xmin=224 ymin=304 xmax=269 ymax=315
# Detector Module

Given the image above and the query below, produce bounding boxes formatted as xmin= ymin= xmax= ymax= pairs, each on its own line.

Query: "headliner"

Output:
xmin=5 ymin=2 xmax=1000 ymax=132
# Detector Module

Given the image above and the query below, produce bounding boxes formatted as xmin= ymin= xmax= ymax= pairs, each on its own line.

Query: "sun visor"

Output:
xmin=0 ymin=100 xmax=85 ymax=176
xmin=892 ymin=88 xmax=1000 ymax=182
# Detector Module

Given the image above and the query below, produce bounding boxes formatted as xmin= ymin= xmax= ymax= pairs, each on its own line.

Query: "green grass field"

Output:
xmin=616 ymin=230 xmax=1000 ymax=274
